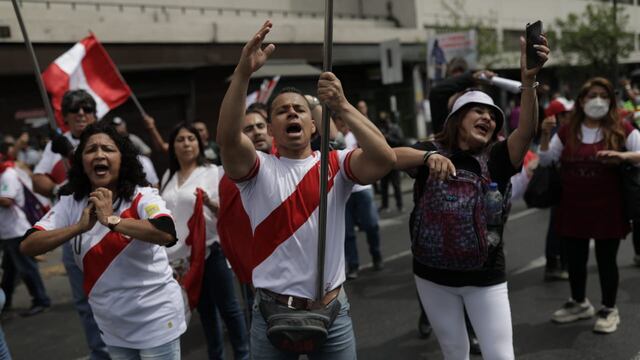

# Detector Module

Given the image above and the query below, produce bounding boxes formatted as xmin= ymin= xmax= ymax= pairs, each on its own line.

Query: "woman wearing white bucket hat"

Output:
xmin=393 ymin=34 xmax=549 ymax=358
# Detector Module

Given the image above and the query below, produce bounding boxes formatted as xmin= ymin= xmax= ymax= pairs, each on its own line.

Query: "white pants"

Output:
xmin=415 ymin=276 xmax=514 ymax=360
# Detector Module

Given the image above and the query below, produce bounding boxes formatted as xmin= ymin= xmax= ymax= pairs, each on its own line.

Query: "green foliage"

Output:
xmin=554 ymin=3 xmax=632 ymax=76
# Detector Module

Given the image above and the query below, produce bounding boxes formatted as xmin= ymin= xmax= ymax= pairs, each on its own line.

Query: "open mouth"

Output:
xmin=286 ymin=123 xmax=303 ymax=135
xmin=93 ymin=164 xmax=109 ymax=176
xmin=474 ymin=123 xmax=490 ymax=136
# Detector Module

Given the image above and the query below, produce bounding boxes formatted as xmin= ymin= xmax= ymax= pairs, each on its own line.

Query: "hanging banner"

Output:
xmin=426 ymin=30 xmax=477 ymax=84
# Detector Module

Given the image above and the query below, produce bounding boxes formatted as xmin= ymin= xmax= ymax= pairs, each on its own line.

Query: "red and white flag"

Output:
xmin=42 ymin=33 xmax=132 ymax=131
xmin=245 ymin=76 xmax=280 ymax=109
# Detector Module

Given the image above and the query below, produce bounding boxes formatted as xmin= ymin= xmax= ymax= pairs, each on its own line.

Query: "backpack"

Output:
xmin=410 ymin=142 xmax=509 ymax=271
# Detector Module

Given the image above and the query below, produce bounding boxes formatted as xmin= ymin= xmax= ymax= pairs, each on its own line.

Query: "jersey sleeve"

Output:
xmin=0 ymin=170 xmax=21 ymax=201
xmin=33 ymin=195 xmax=73 ymax=231
xmin=33 ymin=142 xmax=58 ymax=175
xmin=136 ymin=187 xmax=173 ymax=221
xmin=339 ymin=148 xmax=362 ymax=184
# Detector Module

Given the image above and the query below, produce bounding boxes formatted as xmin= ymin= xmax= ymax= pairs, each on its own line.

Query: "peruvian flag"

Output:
xmin=181 ymin=188 xmax=207 ymax=310
xmin=42 ymin=33 xmax=132 ymax=131
xmin=245 ymin=75 xmax=280 ymax=108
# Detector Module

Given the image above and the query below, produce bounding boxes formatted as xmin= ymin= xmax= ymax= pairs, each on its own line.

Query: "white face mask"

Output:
xmin=583 ymin=97 xmax=610 ymax=119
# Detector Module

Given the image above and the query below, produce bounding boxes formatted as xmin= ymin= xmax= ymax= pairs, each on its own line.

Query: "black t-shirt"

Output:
xmin=409 ymin=140 xmax=520 ymax=287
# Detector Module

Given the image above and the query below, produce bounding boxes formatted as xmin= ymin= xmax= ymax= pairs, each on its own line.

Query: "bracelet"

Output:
xmin=520 ymin=81 xmax=540 ymax=90
xmin=423 ymin=151 xmax=439 ymax=164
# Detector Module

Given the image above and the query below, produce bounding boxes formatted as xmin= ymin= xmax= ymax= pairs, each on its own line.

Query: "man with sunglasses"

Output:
xmin=32 ymin=89 xmax=110 ymax=360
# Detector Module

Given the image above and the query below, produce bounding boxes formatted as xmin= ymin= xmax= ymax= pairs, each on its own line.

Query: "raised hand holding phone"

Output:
xmin=526 ymin=21 xmax=543 ymax=69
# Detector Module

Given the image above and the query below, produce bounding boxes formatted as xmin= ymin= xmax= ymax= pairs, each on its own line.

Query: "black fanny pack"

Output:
xmin=258 ymin=290 xmax=341 ymax=354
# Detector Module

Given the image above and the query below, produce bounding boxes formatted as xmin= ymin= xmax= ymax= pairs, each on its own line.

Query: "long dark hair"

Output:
xmin=567 ymin=77 xmax=626 ymax=152
xmin=161 ymin=122 xmax=208 ymax=193
xmin=67 ymin=122 xmax=148 ymax=201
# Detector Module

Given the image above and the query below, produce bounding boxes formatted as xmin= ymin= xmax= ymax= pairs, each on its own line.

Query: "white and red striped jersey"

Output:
xmin=33 ymin=132 xmax=78 ymax=185
xmin=236 ymin=150 xmax=357 ymax=299
xmin=34 ymin=186 xmax=186 ymax=348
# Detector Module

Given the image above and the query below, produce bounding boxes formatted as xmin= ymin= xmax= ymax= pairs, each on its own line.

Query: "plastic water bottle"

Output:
xmin=485 ymin=182 xmax=503 ymax=247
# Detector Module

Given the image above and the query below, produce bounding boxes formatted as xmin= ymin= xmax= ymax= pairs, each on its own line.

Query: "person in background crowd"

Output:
xmin=429 ymin=56 xmax=497 ymax=135
xmin=137 ymin=154 xmax=159 ymax=188
xmin=539 ymin=77 xmax=640 ymax=334
xmin=0 ymin=145 xmax=51 ymax=317
xmin=142 ymin=114 xmax=169 ymax=154
xmin=0 ymin=289 xmax=12 ymax=359
xmin=217 ymin=20 xmax=395 ymax=358
xmin=377 ymin=110 xmax=406 ymax=213
xmin=246 ymin=102 xmax=269 ymax=120
xmin=13 ymin=131 xmax=42 ymax=170
xmin=334 ymin=114 xmax=385 ymax=280
xmin=31 ymin=90 xmax=109 ymax=360
xmin=538 ymin=98 xmax=575 ymax=281
xmin=111 ymin=117 xmax=152 ymax=156
xmin=160 ymin=123 xmax=249 ymax=360
xmin=22 ymin=122 xmax=185 ymax=359
xmin=193 ymin=121 xmax=222 ymax=165
xmin=306 ymin=94 xmax=345 ymax=151
xmin=394 ymin=34 xmax=548 ymax=358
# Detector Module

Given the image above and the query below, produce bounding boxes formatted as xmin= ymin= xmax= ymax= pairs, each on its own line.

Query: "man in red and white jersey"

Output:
xmin=216 ymin=21 xmax=396 ymax=358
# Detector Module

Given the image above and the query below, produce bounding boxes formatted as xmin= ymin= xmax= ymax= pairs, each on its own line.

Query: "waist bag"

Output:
xmin=258 ymin=290 xmax=341 ymax=354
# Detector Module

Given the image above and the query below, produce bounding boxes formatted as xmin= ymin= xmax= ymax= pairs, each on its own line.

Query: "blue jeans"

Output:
xmin=197 ymin=243 xmax=249 ymax=360
xmin=344 ymin=189 xmax=381 ymax=270
xmin=62 ymin=242 xmax=111 ymax=360
xmin=250 ymin=288 xmax=356 ymax=360
xmin=106 ymin=337 xmax=180 ymax=360
xmin=0 ymin=289 xmax=12 ymax=360
xmin=1 ymin=237 xmax=50 ymax=308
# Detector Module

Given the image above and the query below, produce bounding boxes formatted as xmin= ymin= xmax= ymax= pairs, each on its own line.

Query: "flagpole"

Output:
xmin=111 ymin=65 xmax=147 ymax=117
xmin=11 ymin=0 xmax=57 ymax=131
xmin=316 ymin=0 xmax=333 ymax=302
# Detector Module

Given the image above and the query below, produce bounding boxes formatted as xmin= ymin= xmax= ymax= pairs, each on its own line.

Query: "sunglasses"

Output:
xmin=67 ymin=105 xmax=96 ymax=114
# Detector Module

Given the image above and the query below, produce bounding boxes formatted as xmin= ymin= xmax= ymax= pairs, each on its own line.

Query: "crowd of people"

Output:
xmin=1 ymin=19 xmax=639 ymax=360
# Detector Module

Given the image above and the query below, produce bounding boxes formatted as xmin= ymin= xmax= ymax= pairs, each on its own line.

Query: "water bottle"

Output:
xmin=485 ymin=182 xmax=503 ymax=247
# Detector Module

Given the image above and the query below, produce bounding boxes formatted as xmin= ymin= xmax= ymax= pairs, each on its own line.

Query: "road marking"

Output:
xmin=507 ymin=208 xmax=540 ymax=221
xmin=510 ymin=256 xmax=546 ymax=275
xmin=360 ymin=250 xmax=412 ymax=270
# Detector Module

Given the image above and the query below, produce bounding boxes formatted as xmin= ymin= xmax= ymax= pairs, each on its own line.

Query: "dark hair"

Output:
xmin=61 ymin=89 xmax=97 ymax=116
xmin=161 ymin=122 xmax=208 ymax=193
xmin=247 ymin=102 xmax=269 ymax=117
xmin=67 ymin=122 xmax=148 ymax=201
xmin=434 ymin=104 xmax=499 ymax=151
xmin=267 ymin=86 xmax=310 ymax=123
xmin=567 ymin=77 xmax=625 ymax=152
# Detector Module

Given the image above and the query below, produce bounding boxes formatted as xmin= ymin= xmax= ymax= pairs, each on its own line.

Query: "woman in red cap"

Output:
xmin=392 ymin=35 xmax=549 ymax=358
xmin=539 ymin=77 xmax=640 ymax=334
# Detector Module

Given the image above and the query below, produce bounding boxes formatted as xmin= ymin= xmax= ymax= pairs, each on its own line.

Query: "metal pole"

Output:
xmin=316 ymin=0 xmax=333 ymax=302
xmin=11 ymin=0 xmax=57 ymax=131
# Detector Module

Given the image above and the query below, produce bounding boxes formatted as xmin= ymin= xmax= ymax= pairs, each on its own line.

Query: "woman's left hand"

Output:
xmin=596 ymin=150 xmax=628 ymax=164
xmin=89 ymin=188 xmax=114 ymax=226
xmin=197 ymin=188 xmax=219 ymax=217
xmin=520 ymin=34 xmax=550 ymax=83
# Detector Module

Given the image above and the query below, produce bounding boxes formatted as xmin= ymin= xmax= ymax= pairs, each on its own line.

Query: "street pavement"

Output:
xmin=3 ymin=178 xmax=640 ymax=359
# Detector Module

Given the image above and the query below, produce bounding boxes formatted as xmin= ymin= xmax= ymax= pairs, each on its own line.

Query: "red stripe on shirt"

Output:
xmin=252 ymin=151 xmax=341 ymax=268
xmin=343 ymin=149 xmax=365 ymax=185
xmin=82 ymin=193 xmax=142 ymax=296
xmin=230 ymin=157 xmax=261 ymax=183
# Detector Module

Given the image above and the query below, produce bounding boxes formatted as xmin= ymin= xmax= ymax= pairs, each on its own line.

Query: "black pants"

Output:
xmin=380 ymin=169 xmax=402 ymax=209
xmin=565 ymin=237 xmax=621 ymax=308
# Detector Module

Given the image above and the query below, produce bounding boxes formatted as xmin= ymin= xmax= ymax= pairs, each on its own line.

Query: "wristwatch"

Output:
xmin=106 ymin=215 xmax=121 ymax=231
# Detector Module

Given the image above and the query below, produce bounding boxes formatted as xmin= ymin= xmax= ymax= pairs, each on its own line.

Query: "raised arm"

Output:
xmin=142 ymin=114 xmax=169 ymax=153
xmin=217 ymin=21 xmax=275 ymax=180
xmin=507 ymin=34 xmax=550 ymax=167
xmin=317 ymin=72 xmax=396 ymax=184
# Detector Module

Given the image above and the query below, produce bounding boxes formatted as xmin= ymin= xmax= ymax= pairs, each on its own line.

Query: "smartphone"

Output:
xmin=526 ymin=20 xmax=543 ymax=69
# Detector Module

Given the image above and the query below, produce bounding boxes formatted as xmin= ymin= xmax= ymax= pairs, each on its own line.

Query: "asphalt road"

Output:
xmin=4 ymin=184 xmax=640 ymax=360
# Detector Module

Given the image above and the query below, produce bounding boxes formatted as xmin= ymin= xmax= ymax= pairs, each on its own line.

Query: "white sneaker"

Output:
xmin=593 ymin=307 xmax=620 ymax=334
xmin=551 ymin=298 xmax=595 ymax=323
